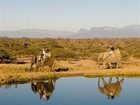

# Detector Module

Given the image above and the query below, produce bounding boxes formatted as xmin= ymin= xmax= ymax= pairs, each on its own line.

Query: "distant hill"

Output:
xmin=0 ymin=29 xmax=74 ymax=38
xmin=0 ymin=25 xmax=140 ymax=38
xmin=76 ymin=25 xmax=140 ymax=38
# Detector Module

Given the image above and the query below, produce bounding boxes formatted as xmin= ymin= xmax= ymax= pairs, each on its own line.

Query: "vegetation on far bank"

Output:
xmin=0 ymin=37 xmax=140 ymax=62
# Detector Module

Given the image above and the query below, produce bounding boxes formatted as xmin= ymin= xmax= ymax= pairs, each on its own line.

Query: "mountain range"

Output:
xmin=0 ymin=25 xmax=140 ymax=38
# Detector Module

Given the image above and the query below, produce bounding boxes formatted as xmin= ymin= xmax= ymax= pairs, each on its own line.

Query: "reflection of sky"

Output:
xmin=0 ymin=77 xmax=140 ymax=105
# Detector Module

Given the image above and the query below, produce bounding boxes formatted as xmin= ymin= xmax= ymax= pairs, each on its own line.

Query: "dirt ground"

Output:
xmin=0 ymin=58 xmax=140 ymax=85
xmin=57 ymin=58 xmax=140 ymax=70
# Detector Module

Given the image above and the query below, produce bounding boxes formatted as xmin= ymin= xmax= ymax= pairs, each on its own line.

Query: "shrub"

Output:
xmin=51 ymin=48 xmax=76 ymax=59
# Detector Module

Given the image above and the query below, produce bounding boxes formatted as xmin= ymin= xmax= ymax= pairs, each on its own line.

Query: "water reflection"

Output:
xmin=98 ymin=77 xmax=124 ymax=99
xmin=31 ymin=79 xmax=56 ymax=101
xmin=30 ymin=77 xmax=124 ymax=101
xmin=0 ymin=77 xmax=140 ymax=105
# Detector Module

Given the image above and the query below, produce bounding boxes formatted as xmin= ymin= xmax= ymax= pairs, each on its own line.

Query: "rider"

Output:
xmin=41 ymin=47 xmax=51 ymax=60
xmin=109 ymin=45 xmax=115 ymax=55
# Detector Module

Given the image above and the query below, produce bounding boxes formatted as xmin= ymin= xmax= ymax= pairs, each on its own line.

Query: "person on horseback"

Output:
xmin=109 ymin=45 xmax=115 ymax=55
xmin=30 ymin=47 xmax=54 ymax=72
xmin=41 ymin=47 xmax=51 ymax=61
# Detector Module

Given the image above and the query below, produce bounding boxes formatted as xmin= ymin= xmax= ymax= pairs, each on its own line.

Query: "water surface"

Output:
xmin=0 ymin=77 xmax=140 ymax=105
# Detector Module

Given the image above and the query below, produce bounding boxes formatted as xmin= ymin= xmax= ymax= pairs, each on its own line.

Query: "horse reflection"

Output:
xmin=98 ymin=77 xmax=124 ymax=99
xmin=31 ymin=79 xmax=56 ymax=101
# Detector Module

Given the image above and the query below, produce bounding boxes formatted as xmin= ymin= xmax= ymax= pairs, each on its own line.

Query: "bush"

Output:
xmin=133 ymin=53 xmax=140 ymax=58
xmin=0 ymin=49 xmax=15 ymax=63
xmin=51 ymin=48 xmax=76 ymax=59
xmin=0 ymin=37 xmax=140 ymax=61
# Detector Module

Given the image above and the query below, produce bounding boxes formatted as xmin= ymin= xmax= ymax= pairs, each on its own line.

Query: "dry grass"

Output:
xmin=0 ymin=59 xmax=140 ymax=85
xmin=0 ymin=64 xmax=29 ymax=73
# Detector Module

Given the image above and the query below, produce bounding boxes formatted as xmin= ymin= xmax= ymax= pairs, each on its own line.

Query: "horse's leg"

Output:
xmin=108 ymin=62 xmax=112 ymax=69
xmin=116 ymin=62 xmax=119 ymax=68
xmin=30 ymin=62 xmax=34 ymax=72
xmin=51 ymin=60 xmax=55 ymax=71
xmin=41 ymin=62 xmax=45 ymax=72
xmin=98 ymin=60 xmax=103 ymax=70
xmin=117 ymin=61 xmax=121 ymax=68
xmin=42 ymin=61 xmax=47 ymax=72
xmin=48 ymin=66 xmax=52 ymax=72
xmin=47 ymin=62 xmax=52 ymax=72
xmin=36 ymin=62 xmax=40 ymax=72
xmin=98 ymin=78 xmax=101 ymax=87
xmin=101 ymin=77 xmax=107 ymax=86
xmin=102 ymin=62 xmax=106 ymax=69
xmin=120 ymin=78 xmax=124 ymax=83
xmin=48 ymin=59 xmax=54 ymax=72
xmin=97 ymin=60 xmax=101 ymax=70
xmin=109 ymin=77 xmax=112 ymax=84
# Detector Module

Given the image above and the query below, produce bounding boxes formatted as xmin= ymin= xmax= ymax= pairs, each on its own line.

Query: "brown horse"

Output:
xmin=30 ymin=55 xmax=54 ymax=72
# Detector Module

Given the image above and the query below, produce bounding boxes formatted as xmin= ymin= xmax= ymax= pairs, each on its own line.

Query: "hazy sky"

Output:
xmin=0 ymin=0 xmax=140 ymax=31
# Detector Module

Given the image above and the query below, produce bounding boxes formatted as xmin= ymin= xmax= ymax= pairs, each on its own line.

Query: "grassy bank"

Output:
xmin=1 ymin=69 xmax=140 ymax=85
xmin=0 ymin=59 xmax=140 ymax=85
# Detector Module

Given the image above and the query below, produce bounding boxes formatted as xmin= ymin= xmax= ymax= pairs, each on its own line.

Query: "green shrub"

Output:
xmin=51 ymin=48 xmax=76 ymax=59
xmin=0 ymin=37 xmax=139 ymax=60
xmin=133 ymin=52 xmax=140 ymax=58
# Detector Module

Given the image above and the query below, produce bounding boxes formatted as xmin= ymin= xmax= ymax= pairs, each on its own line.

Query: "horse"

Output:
xmin=98 ymin=48 xmax=122 ymax=69
xmin=30 ymin=55 xmax=54 ymax=72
